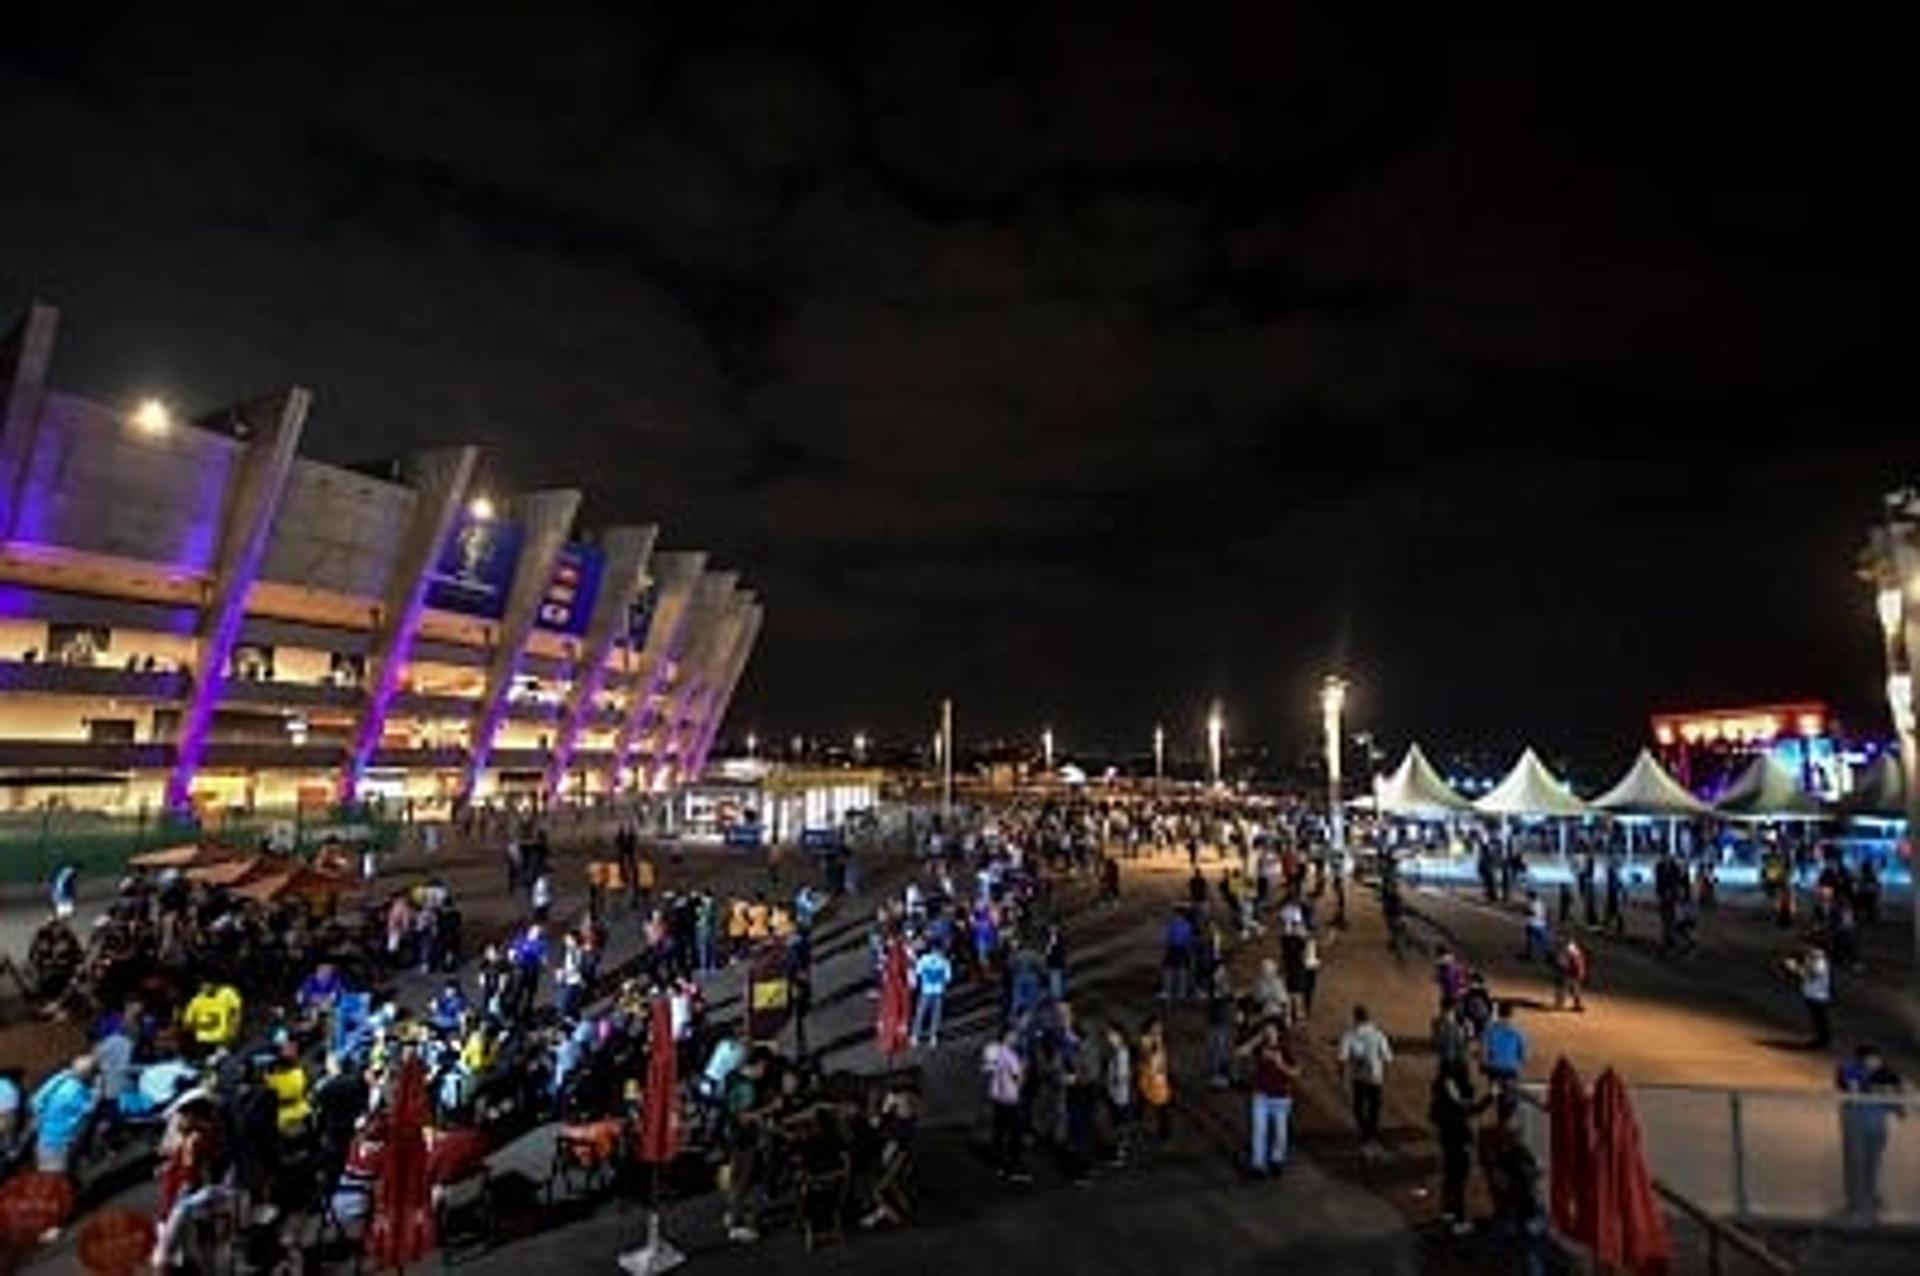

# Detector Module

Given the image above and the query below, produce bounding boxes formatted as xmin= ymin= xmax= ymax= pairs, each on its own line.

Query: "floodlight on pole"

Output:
xmin=745 ymin=731 xmax=757 ymax=760
xmin=1205 ymin=702 xmax=1224 ymax=788
xmin=1153 ymin=724 xmax=1165 ymax=785
xmin=853 ymin=731 xmax=868 ymax=763
xmin=1042 ymin=726 xmax=1054 ymax=773
xmin=1321 ymin=675 xmax=1348 ymax=853
xmin=131 ymin=397 xmax=172 ymax=435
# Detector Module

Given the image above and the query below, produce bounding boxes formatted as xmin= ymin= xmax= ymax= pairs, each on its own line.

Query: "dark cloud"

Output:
xmin=1 ymin=2 xmax=1907 ymax=764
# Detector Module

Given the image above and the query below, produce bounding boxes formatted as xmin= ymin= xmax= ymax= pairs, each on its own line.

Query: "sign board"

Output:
xmin=425 ymin=512 xmax=524 ymax=619
xmin=723 ymin=822 xmax=765 ymax=849
xmin=535 ymin=542 xmax=603 ymax=635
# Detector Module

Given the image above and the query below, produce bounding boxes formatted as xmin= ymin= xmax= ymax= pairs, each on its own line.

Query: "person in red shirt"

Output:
xmin=1236 ymin=1020 xmax=1300 ymax=1176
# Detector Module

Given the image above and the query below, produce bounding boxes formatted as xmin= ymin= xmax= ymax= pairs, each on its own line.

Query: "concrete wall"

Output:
xmin=11 ymin=392 xmax=239 ymax=570
xmin=259 ymin=458 xmax=416 ymax=600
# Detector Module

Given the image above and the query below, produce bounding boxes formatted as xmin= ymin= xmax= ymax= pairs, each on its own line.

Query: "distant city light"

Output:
xmin=131 ymin=397 xmax=172 ymax=435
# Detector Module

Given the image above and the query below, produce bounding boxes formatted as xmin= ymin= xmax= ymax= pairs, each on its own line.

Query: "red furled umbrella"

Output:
xmin=76 ymin=1207 xmax=155 ymax=1276
xmin=365 ymin=1054 xmax=437 ymax=1269
xmin=1591 ymin=1068 xmax=1673 ymax=1274
xmin=1548 ymin=1057 xmax=1594 ymax=1244
xmin=637 ymin=996 xmax=680 ymax=1166
xmin=875 ymin=938 xmax=912 ymax=1060
xmin=0 ymin=1171 xmax=75 ymax=1245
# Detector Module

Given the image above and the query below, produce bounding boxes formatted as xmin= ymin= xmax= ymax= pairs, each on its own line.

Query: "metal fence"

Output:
xmin=1519 ymin=1081 xmax=1920 ymax=1231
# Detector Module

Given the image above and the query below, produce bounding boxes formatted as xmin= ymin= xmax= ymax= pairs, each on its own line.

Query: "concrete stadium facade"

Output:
xmin=0 ymin=302 xmax=761 ymax=816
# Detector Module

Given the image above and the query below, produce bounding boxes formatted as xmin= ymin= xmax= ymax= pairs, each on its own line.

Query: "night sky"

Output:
xmin=2 ymin=4 xmax=1907 ymax=766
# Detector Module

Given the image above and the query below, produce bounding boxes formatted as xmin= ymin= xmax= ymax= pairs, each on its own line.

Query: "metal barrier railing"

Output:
xmin=1517 ymin=1081 xmax=1920 ymax=1272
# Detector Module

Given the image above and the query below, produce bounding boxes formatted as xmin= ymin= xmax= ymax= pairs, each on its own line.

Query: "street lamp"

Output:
xmin=1153 ymin=724 xmax=1165 ymax=786
xmin=1206 ymin=702 xmax=1224 ymax=788
xmin=745 ymin=731 xmax=757 ymax=760
xmin=1042 ymin=726 xmax=1055 ymax=773
xmin=1863 ymin=491 xmax=1920 ymax=992
xmin=852 ymin=731 xmax=868 ymax=763
xmin=1321 ymin=675 xmax=1348 ymax=853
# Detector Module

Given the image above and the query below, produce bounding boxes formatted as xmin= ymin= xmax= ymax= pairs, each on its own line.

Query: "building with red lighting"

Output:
xmin=1649 ymin=700 xmax=1841 ymax=799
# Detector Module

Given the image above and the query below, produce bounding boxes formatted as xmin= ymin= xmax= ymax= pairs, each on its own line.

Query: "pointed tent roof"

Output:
xmin=1591 ymin=749 xmax=1713 ymax=818
xmin=1714 ymin=754 xmax=1825 ymax=820
xmin=1842 ymin=752 xmax=1905 ymax=820
xmin=1373 ymin=743 xmax=1475 ymax=818
xmin=1474 ymin=747 xmax=1591 ymax=818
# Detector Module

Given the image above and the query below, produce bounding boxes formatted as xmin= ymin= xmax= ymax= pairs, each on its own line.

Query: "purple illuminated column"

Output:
xmin=542 ymin=523 xmax=657 ymax=799
xmin=165 ymin=388 xmax=310 ymax=811
xmin=637 ymin=575 xmax=737 ymax=789
xmin=605 ymin=552 xmax=707 ymax=788
xmin=686 ymin=601 xmax=762 ymax=778
xmin=337 ymin=447 xmax=478 ymax=802
xmin=458 ymin=488 xmax=581 ymax=803
xmin=0 ymin=301 xmax=60 ymax=540
xmin=660 ymin=592 xmax=752 ymax=785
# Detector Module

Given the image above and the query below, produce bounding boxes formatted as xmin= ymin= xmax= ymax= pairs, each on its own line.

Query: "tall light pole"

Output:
xmin=1153 ymin=724 xmax=1165 ymax=787
xmin=745 ymin=731 xmax=757 ymax=761
xmin=852 ymin=731 xmax=867 ymax=764
xmin=1321 ymin=675 xmax=1348 ymax=854
xmin=1042 ymin=726 xmax=1055 ymax=773
xmin=1864 ymin=491 xmax=1920 ymax=994
xmin=939 ymin=698 xmax=954 ymax=820
xmin=1206 ymin=701 xmax=1224 ymax=788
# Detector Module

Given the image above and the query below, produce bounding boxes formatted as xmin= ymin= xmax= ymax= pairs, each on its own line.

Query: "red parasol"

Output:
xmin=0 ymin=1171 xmax=75 ymax=1245
xmin=1548 ymin=1056 xmax=1594 ymax=1245
xmin=1591 ymin=1068 xmax=1673 ymax=1274
xmin=875 ymin=938 xmax=912 ymax=1060
xmin=636 ymin=996 xmax=680 ymax=1165
xmin=76 ymin=1207 xmax=155 ymax=1276
xmin=365 ymin=1054 xmax=437 ymax=1268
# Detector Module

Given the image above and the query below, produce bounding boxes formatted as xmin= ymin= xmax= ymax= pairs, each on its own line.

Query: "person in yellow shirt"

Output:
xmin=182 ymin=979 xmax=243 ymax=1055
xmin=262 ymin=1043 xmax=312 ymax=1134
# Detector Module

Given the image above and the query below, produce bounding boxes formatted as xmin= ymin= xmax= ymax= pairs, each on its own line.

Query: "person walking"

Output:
xmin=1102 ymin=1022 xmax=1135 ymax=1166
xmin=1553 ymin=936 xmax=1588 ymax=1012
xmin=1430 ymin=1061 xmax=1489 ymax=1235
xmin=1836 ymin=1043 xmax=1904 ymax=1221
xmin=911 ymin=944 xmax=953 ymax=1048
xmin=1236 ymin=1021 xmax=1300 ymax=1178
xmin=1339 ymin=1004 xmax=1394 ymax=1157
xmin=1787 ymin=945 xmax=1834 ymax=1049
xmin=981 ymin=1028 xmax=1031 ymax=1182
xmin=1480 ymin=1002 xmax=1528 ymax=1098
xmin=1137 ymin=1016 xmax=1173 ymax=1147
xmin=1521 ymin=891 xmax=1550 ymax=962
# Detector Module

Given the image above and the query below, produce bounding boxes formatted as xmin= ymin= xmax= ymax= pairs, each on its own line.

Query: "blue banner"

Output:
xmin=535 ymin=542 xmax=603 ymax=635
xmin=424 ymin=512 xmax=524 ymax=619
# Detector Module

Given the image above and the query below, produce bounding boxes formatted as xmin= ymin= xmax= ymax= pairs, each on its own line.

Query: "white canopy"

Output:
xmin=1373 ymin=743 xmax=1475 ymax=819
xmin=1590 ymin=749 xmax=1712 ymax=818
xmin=1713 ymin=754 xmax=1824 ymax=820
xmin=1474 ymin=747 xmax=1591 ymax=818
xmin=1841 ymin=752 xmax=1905 ymax=821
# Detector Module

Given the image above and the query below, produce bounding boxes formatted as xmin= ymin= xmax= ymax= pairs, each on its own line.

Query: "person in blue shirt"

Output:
xmin=1480 ymin=1002 xmax=1528 ymax=1094
xmin=429 ymin=980 xmax=469 ymax=1033
xmin=912 ymin=946 xmax=954 ymax=1048
xmin=31 ymin=1053 xmax=99 ymax=1174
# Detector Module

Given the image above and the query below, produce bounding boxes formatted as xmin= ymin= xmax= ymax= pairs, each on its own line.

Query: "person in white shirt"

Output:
xmin=981 ymin=1030 xmax=1029 ymax=1181
xmin=1337 ymin=1004 xmax=1394 ymax=1155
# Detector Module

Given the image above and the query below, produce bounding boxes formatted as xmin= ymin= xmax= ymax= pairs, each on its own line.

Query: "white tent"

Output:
xmin=1474 ymin=747 xmax=1591 ymax=818
xmin=1373 ymin=743 xmax=1475 ymax=819
xmin=1590 ymin=749 xmax=1712 ymax=818
xmin=1713 ymin=754 xmax=1824 ymax=820
xmin=1841 ymin=752 xmax=1905 ymax=821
